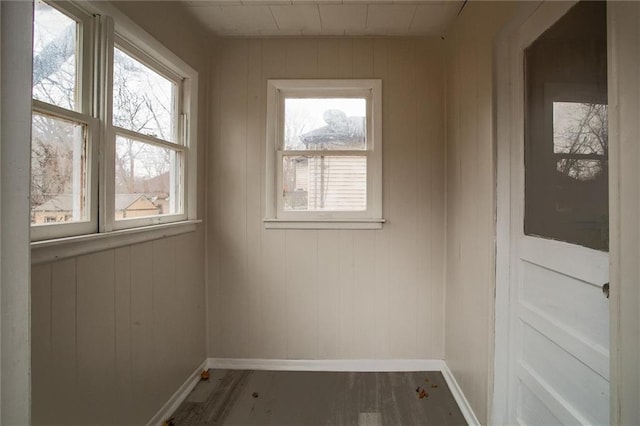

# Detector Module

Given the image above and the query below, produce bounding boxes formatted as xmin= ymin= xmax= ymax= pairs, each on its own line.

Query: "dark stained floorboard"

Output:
xmin=170 ymin=370 xmax=467 ymax=425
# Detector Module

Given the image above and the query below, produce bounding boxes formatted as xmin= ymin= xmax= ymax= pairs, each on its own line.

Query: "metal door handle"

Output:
xmin=602 ymin=282 xmax=609 ymax=299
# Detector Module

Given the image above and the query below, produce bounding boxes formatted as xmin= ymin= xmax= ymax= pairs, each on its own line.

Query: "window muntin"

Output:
xmin=266 ymin=80 xmax=382 ymax=227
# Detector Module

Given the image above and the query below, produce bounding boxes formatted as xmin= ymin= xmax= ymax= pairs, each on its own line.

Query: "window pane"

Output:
xmin=284 ymin=98 xmax=366 ymax=150
xmin=113 ymin=48 xmax=176 ymax=142
xmin=115 ymin=136 xmax=181 ymax=219
xmin=524 ymin=1 xmax=608 ymax=251
xmin=31 ymin=113 xmax=88 ymax=225
xmin=283 ymin=155 xmax=366 ymax=211
xmin=32 ymin=0 xmax=77 ymax=110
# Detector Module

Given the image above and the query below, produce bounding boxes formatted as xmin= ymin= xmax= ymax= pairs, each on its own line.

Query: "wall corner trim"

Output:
xmin=147 ymin=360 xmax=207 ymax=426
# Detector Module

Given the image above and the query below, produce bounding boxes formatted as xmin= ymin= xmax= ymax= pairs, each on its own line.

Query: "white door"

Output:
xmin=498 ymin=2 xmax=611 ymax=425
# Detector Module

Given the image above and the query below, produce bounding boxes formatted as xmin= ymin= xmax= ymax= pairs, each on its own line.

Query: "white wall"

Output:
xmin=208 ymin=38 xmax=446 ymax=360
xmin=30 ymin=2 xmax=210 ymax=424
xmin=443 ymin=2 xmax=516 ymax=424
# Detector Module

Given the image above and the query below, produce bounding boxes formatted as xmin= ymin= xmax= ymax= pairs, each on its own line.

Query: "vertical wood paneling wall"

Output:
xmin=443 ymin=3 xmax=516 ymax=424
xmin=208 ymin=38 xmax=445 ymax=360
xmin=30 ymin=2 xmax=210 ymax=424
xmin=31 ymin=232 xmax=206 ymax=424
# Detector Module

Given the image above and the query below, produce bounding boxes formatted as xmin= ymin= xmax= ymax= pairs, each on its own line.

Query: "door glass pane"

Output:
xmin=31 ymin=113 xmax=88 ymax=225
xmin=524 ymin=1 xmax=608 ymax=251
xmin=115 ymin=136 xmax=181 ymax=219
xmin=32 ymin=0 xmax=77 ymax=110
xmin=113 ymin=48 xmax=177 ymax=142
xmin=284 ymin=98 xmax=366 ymax=150
xmin=283 ymin=155 xmax=367 ymax=211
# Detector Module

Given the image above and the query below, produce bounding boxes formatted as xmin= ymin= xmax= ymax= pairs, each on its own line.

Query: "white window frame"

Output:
xmin=108 ymin=36 xmax=188 ymax=231
xmin=264 ymin=79 xmax=384 ymax=230
xmin=30 ymin=1 xmax=98 ymax=241
xmin=30 ymin=0 xmax=198 ymax=244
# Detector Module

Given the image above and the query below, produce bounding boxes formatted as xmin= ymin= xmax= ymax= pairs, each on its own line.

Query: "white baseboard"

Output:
xmin=163 ymin=358 xmax=478 ymax=426
xmin=207 ymin=358 xmax=446 ymax=372
xmin=147 ymin=360 xmax=207 ymax=426
xmin=441 ymin=363 xmax=481 ymax=426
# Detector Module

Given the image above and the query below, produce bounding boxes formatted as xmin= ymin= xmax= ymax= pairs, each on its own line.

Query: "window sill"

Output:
xmin=31 ymin=220 xmax=202 ymax=265
xmin=263 ymin=219 xmax=385 ymax=230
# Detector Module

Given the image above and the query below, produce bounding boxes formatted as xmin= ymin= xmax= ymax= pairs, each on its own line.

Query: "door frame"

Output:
xmin=492 ymin=1 xmax=616 ymax=424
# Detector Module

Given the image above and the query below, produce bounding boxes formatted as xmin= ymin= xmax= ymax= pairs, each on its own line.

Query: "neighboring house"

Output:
xmin=288 ymin=110 xmax=367 ymax=211
xmin=114 ymin=193 xmax=161 ymax=219
xmin=31 ymin=194 xmax=75 ymax=224
xmin=32 ymin=193 xmax=161 ymax=223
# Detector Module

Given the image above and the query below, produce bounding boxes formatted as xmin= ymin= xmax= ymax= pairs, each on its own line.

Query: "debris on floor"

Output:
xmin=431 ymin=384 xmax=438 ymax=388
xmin=415 ymin=387 xmax=428 ymax=399
xmin=252 ymin=392 xmax=259 ymax=398
xmin=201 ymin=370 xmax=210 ymax=381
xmin=162 ymin=417 xmax=175 ymax=426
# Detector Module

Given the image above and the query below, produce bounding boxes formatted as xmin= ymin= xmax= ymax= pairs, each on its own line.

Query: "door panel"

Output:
xmin=518 ymin=385 xmax=564 ymax=426
xmin=515 ymin=238 xmax=609 ymax=425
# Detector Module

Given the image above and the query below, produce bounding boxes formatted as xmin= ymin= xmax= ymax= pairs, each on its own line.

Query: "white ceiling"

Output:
xmin=180 ymin=1 xmax=464 ymax=37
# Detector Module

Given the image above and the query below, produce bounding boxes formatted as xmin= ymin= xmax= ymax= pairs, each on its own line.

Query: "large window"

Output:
xmin=265 ymin=80 xmax=383 ymax=229
xmin=30 ymin=0 xmax=198 ymax=241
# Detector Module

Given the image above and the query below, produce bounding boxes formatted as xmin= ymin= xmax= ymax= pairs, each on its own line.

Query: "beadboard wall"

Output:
xmin=443 ymin=2 xmax=517 ymax=424
xmin=207 ymin=37 xmax=446 ymax=360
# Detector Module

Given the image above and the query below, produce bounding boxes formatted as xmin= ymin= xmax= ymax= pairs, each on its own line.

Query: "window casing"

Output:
xmin=265 ymin=80 xmax=383 ymax=229
xmin=30 ymin=0 xmax=198 ymax=242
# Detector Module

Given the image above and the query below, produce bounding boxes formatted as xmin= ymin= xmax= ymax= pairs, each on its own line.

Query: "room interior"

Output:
xmin=4 ymin=0 xmax=635 ymax=425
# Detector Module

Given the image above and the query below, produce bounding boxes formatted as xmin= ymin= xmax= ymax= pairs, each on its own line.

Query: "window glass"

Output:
xmin=32 ymin=0 xmax=77 ymax=110
xmin=283 ymin=155 xmax=367 ymax=211
xmin=113 ymin=47 xmax=176 ymax=142
xmin=31 ymin=113 xmax=88 ymax=225
xmin=115 ymin=136 xmax=181 ymax=218
xmin=524 ymin=1 xmax=608 ymax=251
xmin=284 ymin=98 xmax=366 ymax=150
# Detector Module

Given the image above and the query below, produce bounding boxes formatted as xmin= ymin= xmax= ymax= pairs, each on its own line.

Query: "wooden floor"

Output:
xmin=170 ymin=370 xmax=467 ymax=425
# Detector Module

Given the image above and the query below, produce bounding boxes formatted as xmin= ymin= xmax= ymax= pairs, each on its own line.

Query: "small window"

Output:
xmin=265 ymin=80 xmax=383 ymax=229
